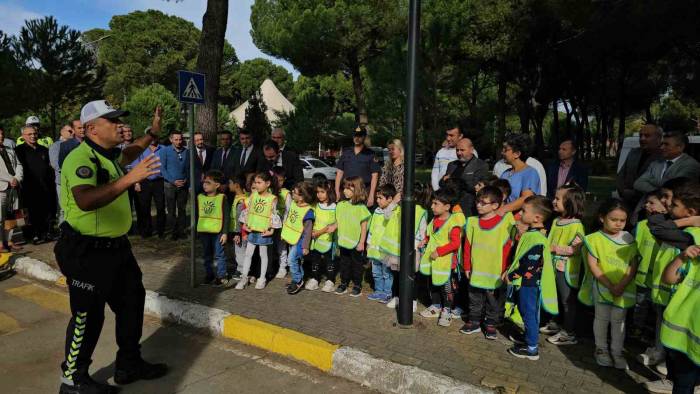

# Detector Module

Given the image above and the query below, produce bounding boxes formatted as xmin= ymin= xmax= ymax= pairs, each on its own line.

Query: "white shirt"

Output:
xmin=240 ymin=145 xmax=252 ymax=166
xmin=197 ymin=147 xmax=207 ymax=163
xmin=431 ymin=147 xmax=457 ymax=190
xmin=493 ymin=157 xmax=547 ymax=197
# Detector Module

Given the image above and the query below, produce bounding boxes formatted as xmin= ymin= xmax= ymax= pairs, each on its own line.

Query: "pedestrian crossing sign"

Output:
xmin=178 ymin=70 xmax=206 ymax=104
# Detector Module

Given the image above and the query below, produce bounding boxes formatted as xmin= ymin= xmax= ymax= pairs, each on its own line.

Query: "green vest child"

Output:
xmin=311 ymin=203 xmax=336 ymax=253
xmin=549 ymin=218 xmax=585 ymax=289
xmin=336 ymin=200 xmax=370 ymax=250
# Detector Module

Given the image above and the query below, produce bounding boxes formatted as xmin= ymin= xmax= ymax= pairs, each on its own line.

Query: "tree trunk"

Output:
xmin=517 ymin=91 xmax=530 ymax=135
xmin=551 ymin=99 xmax=560 ymax=149
xmin=617 ymin=81 xmax=626 ymax=158
xmin=497 ymin=74 xmax=507 ymax=136
xmin=349 ymin=55 xmax=368 ymax=127
xmin=581 ymin=103 xmax=591 ymax=160
xmin=195 ymin=0 xmax=229 ymax=143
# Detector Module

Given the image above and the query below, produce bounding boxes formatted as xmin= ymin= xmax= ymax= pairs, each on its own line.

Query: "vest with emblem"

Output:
xmin=281 ymin=201 xmax=313 ymax=245
xmin=379 ymin=205 xmax=427 ymax=257
xmin=246 ymin=191 xmax=275 ymax=232
xmin=420 ymin=214 xmax=462 ymax=286
xmin=229 ymin=193 xmax=247 ymax=233
xmin=465 ymin=215 xmax=513 ymax=290
xmin=196 ymin=194 xmax=224 ymax=233
xmin=367 ymin=209 xmax=389 ymax=260
xmin=506 ymin=230 xmax=559 ymax=315
xmin=312 ymin=203 xmax=336 ymax=253
xmin=548 ymin=218 xmax=585 ymax=288
xmin=579 ymin=231 xmax=638 ymax=308
xmin=336 ymin=201 xmax=370 ymax=249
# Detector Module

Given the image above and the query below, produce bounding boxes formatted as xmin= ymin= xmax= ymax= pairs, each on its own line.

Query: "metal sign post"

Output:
xmin=178 ymin=70 xmax=206 ymax=288
xmin=398 ymin=0 xmax=421 ymax=327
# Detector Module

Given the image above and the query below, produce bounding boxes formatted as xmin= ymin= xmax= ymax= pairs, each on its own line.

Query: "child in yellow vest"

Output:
xmin=367 ymin=184 xmax=398 ymax=303
xmin=334 ymin=176 xmax=371 ymax=297
xmin=503 ymin=196 xmax=558 ymax=360
xmin=307 ymin=180 xmax=337 ymax=292
xmin=579 ymin=199 xmax=639 ymax=370
xmin=419 ymin=188 xmax=463 ymax=327
xmin=235 ymin=172 xmax=281 ymax=290
xmin=197 ymin=170 xmax=231 ymax=287
xmin=542 ymin=183 xmax=586 ymax=346
xmin=228 ymin=173 xmax=249 ymax=280
xmin=284 ymin=182 xmax=317 ymax=294
xmin=272 ymin=166 xmax=292 ymax=279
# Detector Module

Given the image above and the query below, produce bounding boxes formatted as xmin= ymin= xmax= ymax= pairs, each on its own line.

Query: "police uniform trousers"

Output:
xmin=54 ymin=224 xmax=145 ymax=382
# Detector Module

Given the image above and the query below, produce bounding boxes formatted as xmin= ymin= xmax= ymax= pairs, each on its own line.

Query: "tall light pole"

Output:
xmin=398 ymin=0 xmax=421 ymax=327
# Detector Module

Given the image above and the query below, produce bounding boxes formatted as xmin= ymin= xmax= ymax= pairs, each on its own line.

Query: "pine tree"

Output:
xmin=242 ymin=89 xmax=270 ymax=144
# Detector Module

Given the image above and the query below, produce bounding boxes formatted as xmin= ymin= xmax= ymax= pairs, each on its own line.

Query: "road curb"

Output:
xmin=12 ymin=256 xmax=491 ymax=394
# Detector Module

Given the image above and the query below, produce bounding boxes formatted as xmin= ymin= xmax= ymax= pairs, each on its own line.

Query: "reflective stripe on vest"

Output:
xmin=336 ymin=201 xmax=369 ymax=249
xmin=281 ymin=202 xmax=312 ymax=245
xmin=635 ymin=220 xmax=656 ymax=287
xmin=506 ymin=230 xmax=559 ymax=315
xmin=420 ymin=214 xmax=461 ymax=286
xmin=649 ymin=241 xmax=680 ymax=306
xmin=312 ymin=204 xmax=336 ymax=253
xmin=466 ymin=215 xmax=513 ymax=290
xmin=379 ymin=205 xmax=426 ymax=257
xmin=246 ymin=192 xmax=275 ymax=232
xmin=548 ymin=218 xmax=585 ymax=289
xmin=229 ymin=194 xmax=247 ymax=232
xmin=660 ymin=227 xmax=700 ymax=365
xmin=196 ymin=194 xmax=224 ymax=233
xmin=367 ymin=210 xmax=388 ymax=260
xmin=579 ymin=231 xmax=638 ymax=309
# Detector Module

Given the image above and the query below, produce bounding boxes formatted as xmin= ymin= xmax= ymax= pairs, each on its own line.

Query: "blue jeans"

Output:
xmin=288 ymin=242 xmax=304 ymax=284
xmin=518 ymin=286 xmax=541 ymax=352
xmin=200 ymin=233 xmax=226 ymax=279
xmin=371 ymin=259 xmax=393 ymax=294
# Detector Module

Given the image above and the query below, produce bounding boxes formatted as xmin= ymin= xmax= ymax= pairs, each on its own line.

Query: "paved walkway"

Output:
xmin=24 ymin=237 xmax=660 ymax=393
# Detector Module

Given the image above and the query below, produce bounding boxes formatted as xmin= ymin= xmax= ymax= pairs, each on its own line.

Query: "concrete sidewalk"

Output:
xmin=20 ymin=237 xmax=657 ymax=393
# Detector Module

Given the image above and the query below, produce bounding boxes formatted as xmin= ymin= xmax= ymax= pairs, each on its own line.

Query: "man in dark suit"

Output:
xmin=259 ymin=139 xmax=304 ymax=188
xmin=193 ymin=131 xmax=215 ymax=194
xmin=440 ymin=138 xmax=489 ymax=216
xmin=270 ymin=128 xmax=304 ymax=188
xmin=545 ymin=138 xmax=589 ymax=199
xmin=232 ymin=128 xmax=262 ymax=177
xmin=616 ymin=124 xmax=662 ymax=205
xmin=211 ymin=130 xmax=236 ymax=180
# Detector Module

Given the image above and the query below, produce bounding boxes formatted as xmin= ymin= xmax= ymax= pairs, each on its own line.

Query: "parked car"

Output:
xmin=301 ymin=156 xmax=338 ymax=182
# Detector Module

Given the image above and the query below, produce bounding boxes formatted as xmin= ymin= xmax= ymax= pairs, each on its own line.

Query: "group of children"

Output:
xmin=194 ymin=167 xmax=700 ymax=392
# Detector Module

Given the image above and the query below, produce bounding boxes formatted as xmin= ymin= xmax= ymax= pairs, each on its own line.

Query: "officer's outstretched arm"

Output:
xmin=120 ymin=106 xmax=162 ymax=165
xmin=73 ymin=154 xmax=161 ymax=211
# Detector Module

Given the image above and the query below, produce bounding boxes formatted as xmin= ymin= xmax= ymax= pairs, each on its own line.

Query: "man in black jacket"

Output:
xmin=260 ymin=139 xmax=304 ymax=188
xmin=545 ymin=138 xmax=589 ymax=198
xmin=440 ymin=138 xmax=488 ymax=216
xmin=192 ymin=132 xmax=215 ymax=194
xmin=232 ymin=128 xmax=262 ymax=178
xmin=211 ymin=130 xmax=236 ymax=180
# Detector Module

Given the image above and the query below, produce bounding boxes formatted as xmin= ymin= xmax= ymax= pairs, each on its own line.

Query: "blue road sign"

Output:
xmin=178 ymin=70 xmax=206 ymax=104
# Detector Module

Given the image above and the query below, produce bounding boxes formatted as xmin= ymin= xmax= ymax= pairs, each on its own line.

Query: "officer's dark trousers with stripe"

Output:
xmin=55 ymin=234 xmax=145 ymax=382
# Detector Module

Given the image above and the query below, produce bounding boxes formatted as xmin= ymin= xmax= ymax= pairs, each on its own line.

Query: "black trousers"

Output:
xmin=164 ymin=183 xmax=188 ymax=235
xmin=138 ymin=178 xmax=165 ymax=236
xmin=54 ymin=229 xmax=145 ymax=382
xmin=309 ymin=250 xmax=336 ymax=282
xmin=339 ymin=247 xmax=364 ymax=287
xmin=468 ymin=286 xmax=502 ymax=325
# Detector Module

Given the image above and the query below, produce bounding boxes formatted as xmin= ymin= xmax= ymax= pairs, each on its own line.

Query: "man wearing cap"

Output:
xmin=55 ymin=100 xmax=167 ymax=394
xmin=16 ymin=116 xmax=54 ymax=148
xmin=334 ymin=126 xmax=380 ymax=207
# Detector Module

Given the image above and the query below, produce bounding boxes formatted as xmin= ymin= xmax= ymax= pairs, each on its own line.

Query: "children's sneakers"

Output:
xmin=367 ymin=292 xmax=385 ymax=302
xmin=419 ymin=305 xmax=441 ymax=318
xmin=275 ymin=269 xmax=287 ymax=279
xmin=378 ymin=294 xmax=393 ymax=304
xmin=321 ymin=280 xmax=335 ymax=293
xmin=508 ymin=345 xmax=539 ymax=361
xmin=612 ymin=354 xmax=629 ymax=370
xmin=655 ymin=362 xmax=668 ymax=375
xmin=595 ymin=348 xmax=613 ymax=367
xmin=386 ymin=297 xmax=398 ymax=308
xmin=637 ymin=347 xmax=665 ymax=366
xmin=234 ymin=277 xmax=247 ymax=290
xmin=451 ymin=307 xmax=464 ymax=319
xmin=438 ymin=308 xmax=452 ymax=327
xmin=459 ymin=321 xmax=481 ymax=335
xmin=484 ymin=325 xmax=498 ymax=340
xmin=255 ymin=277 xmax=267 ymax=289
xmin=546 ymin=330 xmax=578 ymax=346
xmin=539 ymin=321 xmax=560 ymax=335
xmin=335 ymin=284 xmax=348 ymax=295
xmin=349 ymin=286 xmax=362 ymax=297
xmin=287 ymin=281 xmax=303 ymax=295
xmin=248 ymin=276 xmax=257 ymax=285
xmin=305 ymin=278 xmax=319 ymax=291
xmin=643 ymin=379 xmax=674 ymax=394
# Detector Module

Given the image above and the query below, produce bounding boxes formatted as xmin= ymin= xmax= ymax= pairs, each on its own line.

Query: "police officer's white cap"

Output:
xmin=25 ymin=115 xmax=40 ymax=125
xmin=80 ymin=100 xmax=129 ymax=125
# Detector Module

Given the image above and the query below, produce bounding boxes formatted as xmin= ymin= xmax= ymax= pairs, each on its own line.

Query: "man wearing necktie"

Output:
xmin=634 ymin=131 xmax=700 ymax=194
xmin=192 ymin=132 xmax=214 ymax=194
xmin=212 ymin=131 xmax=236 ymax=180
xmin=233 ymin=128 xmax=262 ymax=177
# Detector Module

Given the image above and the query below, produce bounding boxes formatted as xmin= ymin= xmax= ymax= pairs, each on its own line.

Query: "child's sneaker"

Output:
xmin=547 ymin=330 xmax=578 ymax=346
xmin=637 ymin=347 xmax=665 ymax=366
xmin=539 ymin=321 xmax=560 ymax=334
xmin=484 ymin=325 xmax=498 ymax=340
xmin=335 ymin=284 xmax=348 ymax=295
xmin=321 ymin=280 xmax=335 ymax=293
xmin=305 ymin=278 xmax=319 ymax=291
xmin=655 ymin=362 xmax=668 ymax=375
xmin=595 ymin=348 xmax=613 ymax=367
xmin=217 ymin=277 xmax=236 ymax=288
xmin=643 ymin=379 xmax=674 ymax=394
xmin=451 ymin=307 xmax=464 ymax=319
xmin=248 ymin=276 xmax=257 ymax=285
xmin=419 ymin=304 xmax=441 ymax=318
xmin=349 ymin=286 xmax=362 ymax=297
xmin=275 ymin=268 xmax=287 ymax=279
xmin=459 ymin=321 xmax=481 ymax=335
xmin=386 ymin=297 xmax=398 ymax=308
xmin=367 ymin=292 xmax=385 ymax=301
xmin=378 ymin=294 xmax=393 ymax=304
xmin=255 ymin=277 xmax=267 ymax=289
xmin=438 ymin=308 xmax=452 ymax=327
xmin=235 ymin=277 xmax=247 ymax=290
xmin=508 ymin=345 xmax=539 ymax=361
xmin=612 ymin=354 xmax=629 ymax=370
xmin=287 ymin=281 xmax=303 ymax=295
xmin=230 ymin=271 xmax=242 ymax=281
xmin=508 ymin=332 xmax=526 ymax=345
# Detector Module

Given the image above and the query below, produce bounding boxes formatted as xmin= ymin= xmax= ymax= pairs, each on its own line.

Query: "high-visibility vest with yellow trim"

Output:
xmin=312 ymin=203 xmax=336 ymax=253
xmin=579 ymin=231 xmax=638 ymax=308
xmin=465 ymin=215 xmax=513 ymax=290
xmin=277 ymin=188 xmax=290 ymax=215
xmin=196 ymin=194 xmax=224 ymax=233
xmin=229 ymin=193 xmax=248 ymax=232
xmin=336 ymin=201 xmax=370 ymax=249
xmin=548 ymin=218 xmax=585 ymax=288
xmin=506 ymin=229 xmax=559 ymax=315
xmin=649 ymin=237 xmax=681 ymax=306
xmin=420 ymin=214 xmax=462 ymax=286
xmin=281 ymin=202 xmax=313 ymax=245
xmin=246 ymin=191 xmax=275 ymax=232
xmin=367 ymin=209 xmax=389 ymax=260
xmin=379 ymin=205 xmax=427 ymax=257
xmin=635 ymin=220 xmax=656 ymax=287
xmin=660 ymin=227 xmax=700 ymax=366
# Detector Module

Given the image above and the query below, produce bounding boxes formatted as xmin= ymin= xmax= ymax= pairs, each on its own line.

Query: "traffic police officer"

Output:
xmin=334 ymin=126 xmax=381 ymax=206
xmin=56 ymin=100 xmax=167 ymax=394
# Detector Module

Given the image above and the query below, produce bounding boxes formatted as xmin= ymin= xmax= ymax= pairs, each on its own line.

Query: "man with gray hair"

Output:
xmin=616 ymin=123 xmax=662 ymax=206
xmin=440 ymin=137 xmax=488 ymax=215
xmin=634 ymin=131 xmax=700 ymax=194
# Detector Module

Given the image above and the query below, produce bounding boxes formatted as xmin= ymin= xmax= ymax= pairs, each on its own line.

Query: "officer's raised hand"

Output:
xmin=128 ymin=153 xmax=161 ymax=184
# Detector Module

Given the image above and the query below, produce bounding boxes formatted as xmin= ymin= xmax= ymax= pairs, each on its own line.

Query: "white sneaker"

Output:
xmin=451 ymin=307 xmax=464 ymax=319
xmin=595 ymin=348 xmax=613 ymax=367
xmin=644 ymin=379 xmax=673 ymax=394
xmin=321 ymin=280 xmax=335 ymax=293
xmin=235 ymin=277 xmax=247 ymax=290
xmin=255 ymin=277 xmax=267 ymax=289
xmin=249 ymin=276 xmax=257 ymax=285
xmin=413 ymin=300 xmax=417 ymax=313
xmin=386 ymin=297 xmax=398 ymax=309
xmin=540 ymin=321 xmax=560 ymax=334
xmin=612 ymin=354 xmax=629 ymax=370
xmin=438 ymin=308 xmax=452 ymax=327
xmin=275 ymin=269 xmax=287 ymax=279
xmin=637 ymin=347 xmax=665 ymax=366
xmin=305 ymin=278 xmax=319 ymax=290
xmin=655 ymin=362 xmax=668 ymax=376
xmin=420 ymin=304 xmax=441 ymax=318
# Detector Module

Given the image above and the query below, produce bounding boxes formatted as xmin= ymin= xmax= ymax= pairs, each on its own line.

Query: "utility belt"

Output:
xmin=59 ymin=222 xmax=130 ymax=250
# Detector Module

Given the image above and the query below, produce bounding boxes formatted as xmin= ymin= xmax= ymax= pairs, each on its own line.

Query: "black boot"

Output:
xmin=59 ymin=375 xmax=120 ymax=394
xmin=114 ymin=359 xmax=168 ymax=385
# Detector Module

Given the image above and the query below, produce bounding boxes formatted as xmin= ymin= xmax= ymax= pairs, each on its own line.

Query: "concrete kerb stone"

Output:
xmin=13 ymin=256 xmax=492 ymax=394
